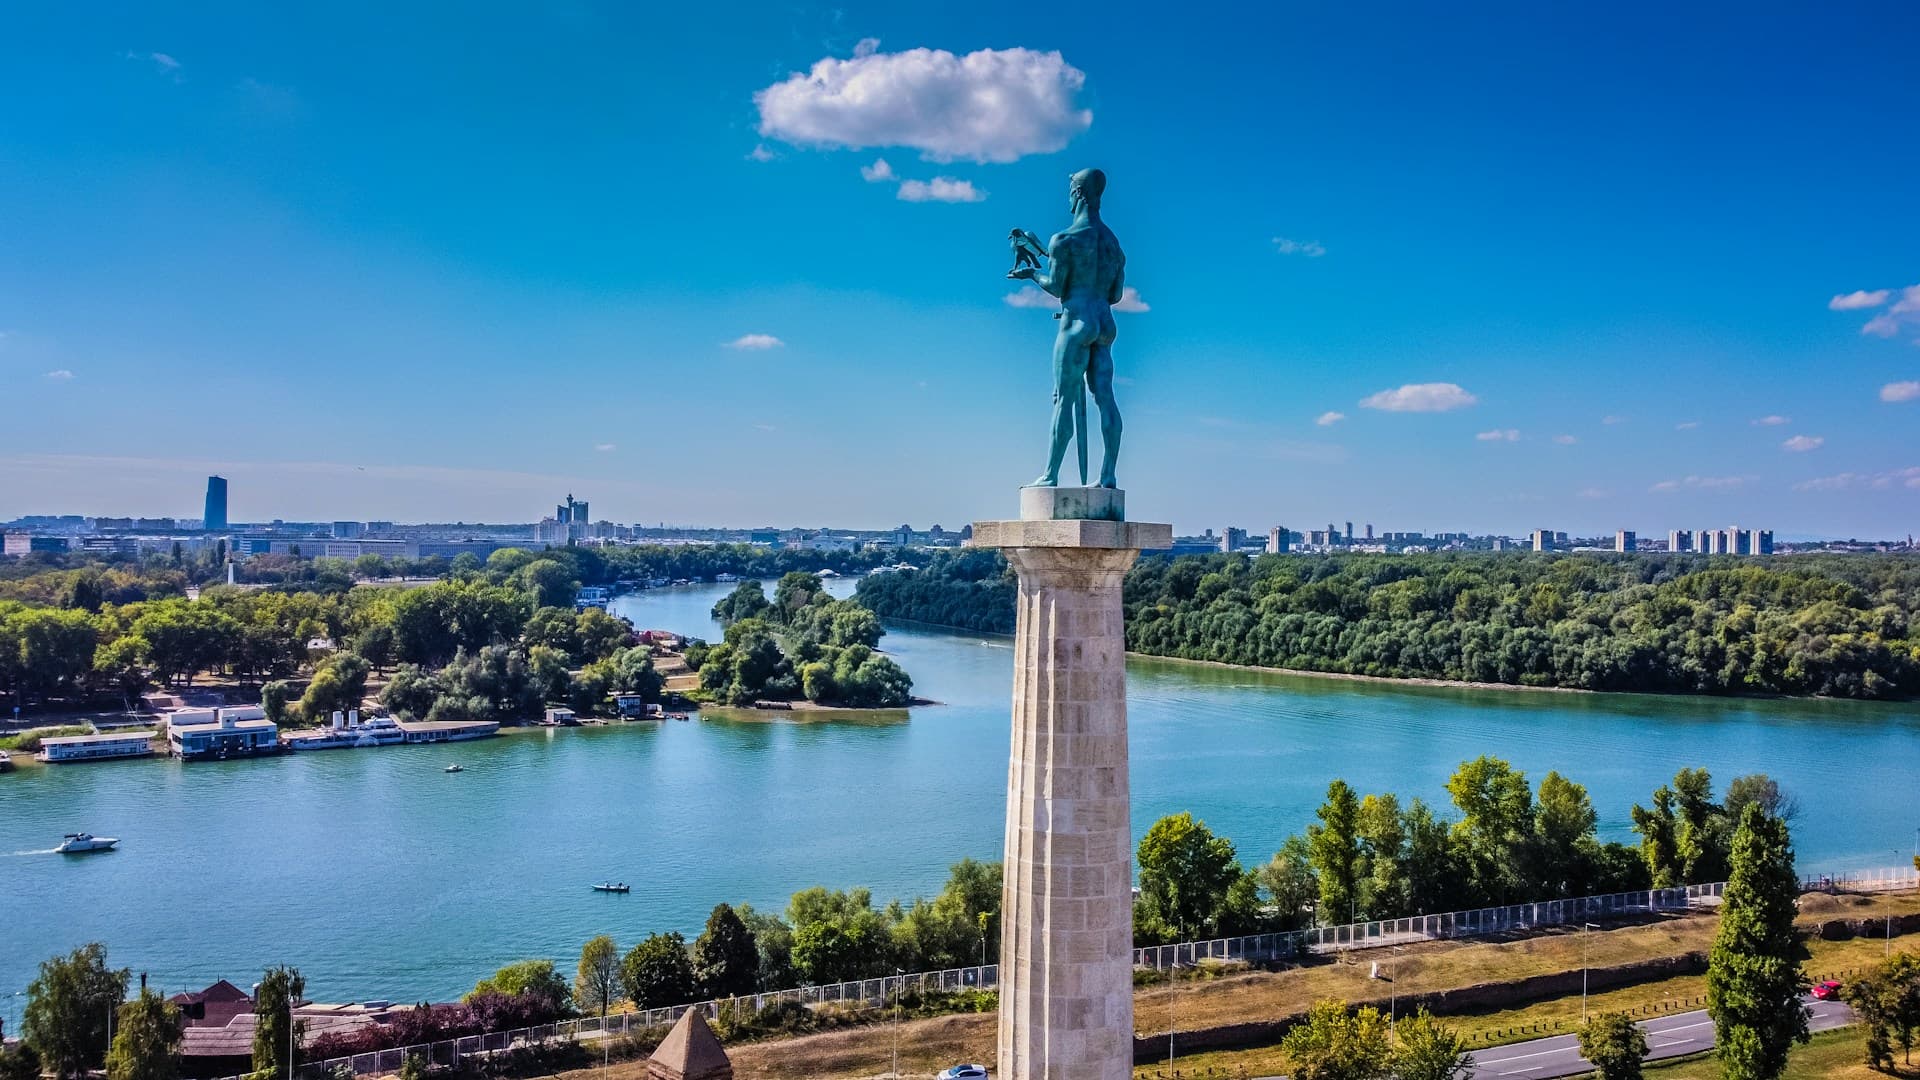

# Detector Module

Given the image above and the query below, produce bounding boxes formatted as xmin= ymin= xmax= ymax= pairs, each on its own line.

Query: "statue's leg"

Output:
xmin=1033 ymin=323 xmax=1091 ymax=487
xmin=1073 ymin=386 xmax=1088 ymax=486
xmin=1089 ymin=340 xmax=1122 ymax=488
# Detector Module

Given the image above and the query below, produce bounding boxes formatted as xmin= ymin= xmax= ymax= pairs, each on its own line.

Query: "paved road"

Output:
xmin=1462 ymin=997 xmax=1854 ymax=1078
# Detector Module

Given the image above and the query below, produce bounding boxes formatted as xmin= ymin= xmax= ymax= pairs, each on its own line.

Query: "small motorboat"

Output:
xmin=56 ymin=833 xmax=119 ymax=854
xmin=591 ymin=882 xmax=631 ymax=893
xmin=444 ymin=764 xmax=464 ymax=773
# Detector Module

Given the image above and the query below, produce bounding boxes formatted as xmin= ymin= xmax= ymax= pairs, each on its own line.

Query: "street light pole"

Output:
xmin=1582 ymin=923 xmax=1597 ymax=1024
xmin=892 ymin=968 xmax=903 ymax=1079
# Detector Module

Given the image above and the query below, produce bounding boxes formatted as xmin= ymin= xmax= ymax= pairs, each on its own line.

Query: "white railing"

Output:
xmin=246 ymin=869 xmax=1901 ymax=1080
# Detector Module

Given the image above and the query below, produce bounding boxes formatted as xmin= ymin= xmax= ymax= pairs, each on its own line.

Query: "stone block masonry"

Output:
xmin=974 ymin=491 xmax=1170 ymax=1080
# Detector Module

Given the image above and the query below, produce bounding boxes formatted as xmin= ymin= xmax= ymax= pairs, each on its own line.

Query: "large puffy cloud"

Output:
xmin=1359 ymin=382 xmax=1478 ymax=413
xmin=755 ymin=43 xmax=1092 ymax=163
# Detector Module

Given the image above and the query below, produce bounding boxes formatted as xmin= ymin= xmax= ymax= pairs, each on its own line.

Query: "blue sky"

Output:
xmin=3 ymin=3 xmax=1917 ymax=536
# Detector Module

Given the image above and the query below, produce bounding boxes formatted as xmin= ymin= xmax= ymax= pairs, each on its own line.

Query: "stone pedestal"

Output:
xmin=972 ymin=491 xmax=1170 ymax=1080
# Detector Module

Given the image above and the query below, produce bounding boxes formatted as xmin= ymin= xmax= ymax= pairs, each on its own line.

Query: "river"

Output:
xmin=3 ymin=579 xmax=1917 ymax=1023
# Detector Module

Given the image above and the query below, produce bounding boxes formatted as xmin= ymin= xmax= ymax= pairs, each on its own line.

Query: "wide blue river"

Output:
xmin=4 ymin=579 xmax=1917 ymax=1024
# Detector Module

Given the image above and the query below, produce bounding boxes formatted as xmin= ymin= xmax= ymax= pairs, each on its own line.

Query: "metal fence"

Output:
xmin=245 ymin=868 xmax=1906 ymax=1080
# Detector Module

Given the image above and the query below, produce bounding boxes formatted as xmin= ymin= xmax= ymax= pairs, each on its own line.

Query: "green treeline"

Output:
xmin=1130 ymin=759 xmax=1787 ymax=945
xmin=692 ymin=574 xmax=913 ymax=708
xmin=0 ymin=547 xmax=661 ymax=722
xmin=854 ymin=550 xmax=1920 ymax=699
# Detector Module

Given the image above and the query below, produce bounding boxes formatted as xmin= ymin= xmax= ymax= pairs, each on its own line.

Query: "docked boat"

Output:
xmin=592 ymin=882 xmax=630 ymax=893
xmin=56 ymin=833 xmax=119 ymax=854
xmin=444 ymin=764 xmax=464 ymax=773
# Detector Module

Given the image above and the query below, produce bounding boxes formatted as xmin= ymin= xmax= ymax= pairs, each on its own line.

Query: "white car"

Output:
xmin=937 ymin=1066 xmax=988 ymax=1080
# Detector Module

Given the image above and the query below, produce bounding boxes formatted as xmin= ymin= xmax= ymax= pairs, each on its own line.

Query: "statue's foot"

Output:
xmin=1026 ymin=475 xmax=1058 ymax=488
xmin=1098 ymin=477 xmax=1118 ymax=489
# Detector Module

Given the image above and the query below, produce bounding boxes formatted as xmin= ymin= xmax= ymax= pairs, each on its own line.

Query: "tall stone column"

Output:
xmin=973 ymin=490 xmax=1171 ymax=1080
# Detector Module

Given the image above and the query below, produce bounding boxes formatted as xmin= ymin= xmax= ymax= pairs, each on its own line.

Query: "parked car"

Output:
xmin=937 ymin=1067 xmax=988 ymax=1080
xmin=1812 ymin=979 xmax=1844 ymax=1001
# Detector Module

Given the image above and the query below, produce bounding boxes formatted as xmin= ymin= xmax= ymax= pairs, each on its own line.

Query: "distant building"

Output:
xmin=1530 ymin=529 xmax=1553 ymax=552
xmin=1221 ymin=527 xmax=1247 ymax=553
xmin=1696 ymin=528 xmax=1715 ymax=554
xmin=1344 ymin=521 xmax=1354 ymax=543
xmin=36 ymin=730 xmax=158 ymax=763
xmin=332 ymin=521 xmax=365 ymax=539
xmin=3 ymin=532 xmax=71 ymax=556
xmin=167 ymin=707 xmax=280 ymax=761
xmin=1267 ymin=526 xmax=1290 ymax=554
xmin=1756 ymin=529 xmax=1774 ymax=555
xmin=1364 ymin=523 xmax=1374 ymax=541
xmin=1668 ymin=529 xmax=1691 ymax=553
xmin=1616 ymin=530 xmax=1636 ymax=553
xmin=204 ymin=476 xmax=228 ymax=532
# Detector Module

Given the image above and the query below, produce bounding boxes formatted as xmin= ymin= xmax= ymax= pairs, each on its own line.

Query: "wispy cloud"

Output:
xmin=1751 ymin=415 xmax=1790 ymax=426
xmin=897 ymin=176 xmax=985 ymax=202
xmin=1315 ymin=411 xmax=1346 ymax=427
xmin=754 ymin=42 xmax=1091 ymax=163
xmin=859 ymin=158 xmax=895 ymax=182
xmin=1577 ymin=487 xmax=1610 ymax=499
xmin=1829 ymin=289 xmax=1891 ymax=311
xmin=1475 ymin=429 xmax=1521 ymax=442
xmin=1111 ymin=286 xmax=1149 ymax=313
xmin=1272 ymin=237 xmax=1326 ymax=258
xmin=1601 ymin=415 xmax=1627 ymax=425
xmin=725 ymin=333 xmax=784 ymax=350
xmin=594 ymin=443 xmax=616 ymax=452
xmin=1882 ymin=381 xmax=1920 ymax=403
xmin=1004 ymin=286 xmax=1055 ymax=309
xmin=44 ymin=369 xmax=75 ymax=381
xmin=746 ymin=144 xmax=778 ymax=162
xmin=1359 ymin=382 xmax=1477 ymax=413
xmin=1553 ymin=434 xmax=1577 ymax=445
xmin=1651 ymin=475 xmax=1748 ymax=493
xmin=124 ymin=51 xmax=182 ymax=80
xmin=753 ymin=424 xmax=778 ymax=432
xmin=1782 ymin=434 xmax=1825 ymax=452
xmin=1794 ymin=466 xmax=1920 ymax=492
xmin=1676 ymin=420 xmax=1701 ymax=430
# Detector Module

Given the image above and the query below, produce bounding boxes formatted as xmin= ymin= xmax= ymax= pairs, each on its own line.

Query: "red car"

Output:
xmin=1812 ymin=980 xmax=1843 ymax=1001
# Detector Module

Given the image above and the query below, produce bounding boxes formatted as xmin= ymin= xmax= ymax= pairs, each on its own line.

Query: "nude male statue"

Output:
xmin=1007 ymin=167 xmax=1126 ymax=489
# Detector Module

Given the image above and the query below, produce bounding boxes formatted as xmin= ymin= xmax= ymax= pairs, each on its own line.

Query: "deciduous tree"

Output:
xmin=1577 ymin=1012 xmax=1648 ymax=1080
xmin=22 ymin=943 xmax=129 ymax=1080
xmin=106 ymin=986 xmax=183 ymax=1080
xmin=1706 ymin=804 xmax=1808 ymax=1080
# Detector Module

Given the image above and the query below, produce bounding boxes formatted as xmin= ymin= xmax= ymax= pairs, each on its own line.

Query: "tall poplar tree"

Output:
xmin=1706 ymin=804 xmax=1807 ymax=1080
xmin=1308 ymin=780 xmax=1363 ymax=924
xmin=251 ymin=967 xmax=306 ymax=1080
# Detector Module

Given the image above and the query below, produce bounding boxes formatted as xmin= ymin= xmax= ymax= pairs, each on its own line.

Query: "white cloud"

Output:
xmin=1651 ymin=475 xmax=1747 ymax=493
xmin=725 ymin=334 xmax=784 ymax=350
xmin=1315 ymin=411 xmax=1346 ymax=427
xmin=1601 ymin=415 xmax=1627 ymax=425
xmin=1830 ymin=289 xmax=1891 ymax=311
xmin=1751 ymin=415 xmax=1790 ymax=426
xmin=125 ymin=51 xmax=181 ymax=79
xmin=1553 ymin=434 xmax=1577 ymax=445
xmin=746 ymin=144 xmax=777 ymax=162
xmin=897 ymin=176 xmax=985 ymax=203
xmin=1005 ymin=285 xmax=1146 ymax=312
xmin=1676 ymin=420 xmax=1701 ymax=430
xmin=44 ymin=369 xmax=75 ymax=380
xmin=1359 ymin=382 xmax=1478 ymax=413
xmin=859 ymin=158 xmax=895 ymax=182
xmin=1863 ymin=315 xmax=1900 ymax=338
xmin=1273 ymin=237 xmax=1326 ymax=258
xmin=594 ymin=443 xmax=616 ymax=452
xmin=1881 ymin=380 xmax=1920 ymax=403
xmin=1577 ymin=487 xmax=1610 ymax=499
xmin=754 ymin=45 xmax=1091 ymax=163
xmin=1782 ymin=435 xmax=1825 ymax=452
xmin=1475 ymin=429 xmax=1521 ymax=442
xmin=1795 ymin=467 xmax=1920 ymax=492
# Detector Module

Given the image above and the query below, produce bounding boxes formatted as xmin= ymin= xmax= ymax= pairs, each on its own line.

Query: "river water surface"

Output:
xmin=4 ymin=579 xmax=1917 ymax=1023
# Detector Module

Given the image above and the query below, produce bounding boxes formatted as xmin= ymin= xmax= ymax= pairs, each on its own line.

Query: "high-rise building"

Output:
xmin=1530 ymin=529 xmax=1552 ymax=552
xmin=203 ymin=476 xmax=228 ymax=532
xmin=1364 ymin=523 xmax=1374 ymax=541
xmin=1668 ymin=529 xmax=1691 ymax=553
xmin=1344 ymin=521 xmax=1354 ymax=543
xmin=1267 ymin=526 xmax=1290 ymax=554
xmin=1615 ymin=530 xmax=1636 ymax=553
xmin=1221 ymin=527 xmax=1247 ymax=553
xmin=332 ymin=521 xmax=366 ymax=539
xmin=1756 ymin=530 xmax=1774 ymax=555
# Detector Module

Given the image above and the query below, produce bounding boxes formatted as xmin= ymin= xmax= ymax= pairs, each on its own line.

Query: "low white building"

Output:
xmin=167 ymin=707 xmax=281 ymax=761
xmin=36 ymin=731 xmax=158 ymax=763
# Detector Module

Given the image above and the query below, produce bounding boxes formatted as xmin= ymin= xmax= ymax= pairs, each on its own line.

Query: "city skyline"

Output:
xmin=3 ymin=4 xmax=1918 ymax=533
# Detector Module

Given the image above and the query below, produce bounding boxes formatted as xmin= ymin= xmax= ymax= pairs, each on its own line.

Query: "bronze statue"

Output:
xmin=1008 ymin=168 xmax=1127 ymax=489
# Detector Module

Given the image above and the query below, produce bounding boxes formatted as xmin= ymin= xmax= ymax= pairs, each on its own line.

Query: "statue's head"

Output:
xmin=1069 ymin=168 xmax=1106 ymax=214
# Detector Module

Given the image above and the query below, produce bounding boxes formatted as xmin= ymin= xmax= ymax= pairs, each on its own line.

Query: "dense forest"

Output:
xmin=693 ymin=574 xmax=914 ymax=708
xmin=855 ymin=550 xmax=1920 ymax=699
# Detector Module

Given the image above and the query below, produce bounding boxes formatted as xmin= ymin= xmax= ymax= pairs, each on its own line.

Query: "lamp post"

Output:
xmin=892 ymin=968 xmax=904 ymax=1079
xmin=1889 ymin=852 xmax=1898 ymax=957
xmin=1582 ymin=923 xmax=1599 ymax=1023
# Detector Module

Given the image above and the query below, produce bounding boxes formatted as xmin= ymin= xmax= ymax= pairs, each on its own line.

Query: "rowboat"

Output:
xmin=591 ymin=882 xmax=630 ymax=893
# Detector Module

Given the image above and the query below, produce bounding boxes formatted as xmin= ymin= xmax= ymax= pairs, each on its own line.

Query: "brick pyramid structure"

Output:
xmin=646 ymin=1008 xmax=732 ymax=1080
